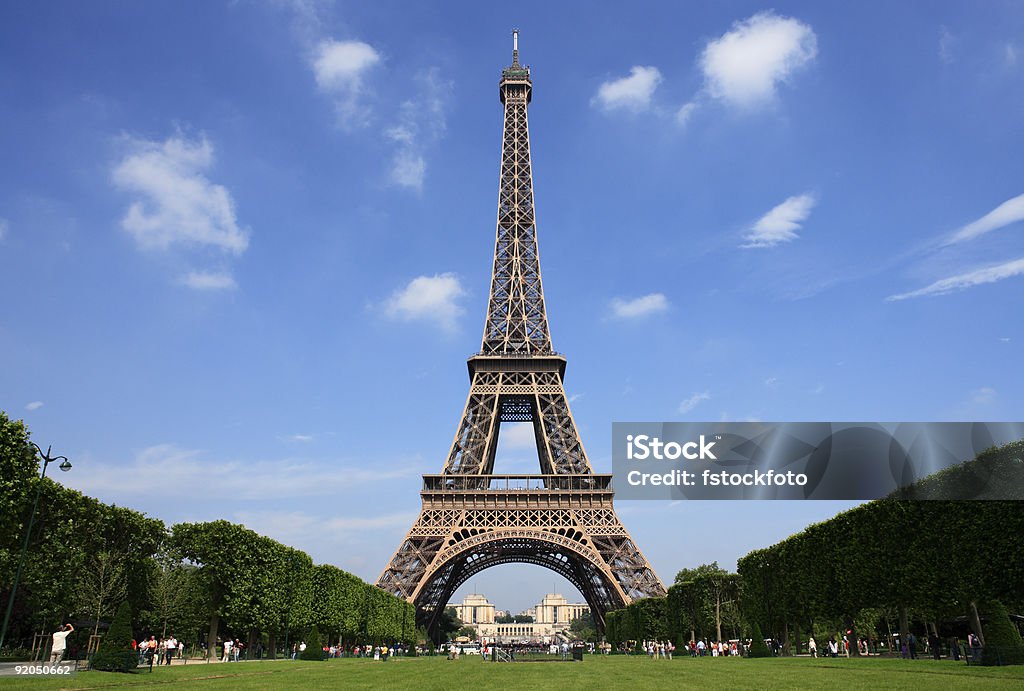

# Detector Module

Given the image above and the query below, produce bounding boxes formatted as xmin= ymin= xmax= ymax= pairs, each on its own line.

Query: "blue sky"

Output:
xmin=2 ymin=2 xmax=1022 ymax=615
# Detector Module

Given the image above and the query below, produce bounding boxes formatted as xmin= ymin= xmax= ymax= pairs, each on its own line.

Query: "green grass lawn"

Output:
xmin=3 ymin=655 xmax=1024 ymax=690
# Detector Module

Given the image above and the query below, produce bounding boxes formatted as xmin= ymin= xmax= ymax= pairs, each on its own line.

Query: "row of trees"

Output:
xmin=1 ymin=412 xmax=414 ymax=657
xmin=604 ymin=442 xmax=1024 ymax=664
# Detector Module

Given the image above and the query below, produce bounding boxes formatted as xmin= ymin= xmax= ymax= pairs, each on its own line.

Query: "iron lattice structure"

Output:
xmin=377 ymin=33 xmax=665 ymax=638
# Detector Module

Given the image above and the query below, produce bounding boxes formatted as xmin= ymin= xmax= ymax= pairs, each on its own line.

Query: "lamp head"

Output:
xmin=59 ymin=459 xmax=72 ymax=472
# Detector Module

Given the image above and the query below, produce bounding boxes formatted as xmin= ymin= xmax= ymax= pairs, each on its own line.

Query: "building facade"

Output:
xmin=455 ymin=593 xmax=590 ymax=643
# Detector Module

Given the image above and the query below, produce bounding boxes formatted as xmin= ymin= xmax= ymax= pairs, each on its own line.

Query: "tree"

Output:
xmin=91 ymin=601 xmax=137 ymax=672
xmin=568 ymin=611 xmax=597 ymax=641
xmin=78 ymin=550 xmax=129 ymax=637
xmin=142 ymin=560 xmax=205 ymax=641
xmin=436 ymin=608 xmax=463 ymax=642
xmin=455 ymin=625 xmax=477 ymax=639
xmin=495 ymin=613 xmax=515 ymax=624
xmin=512 ymin=614 xmax=534 ymax=623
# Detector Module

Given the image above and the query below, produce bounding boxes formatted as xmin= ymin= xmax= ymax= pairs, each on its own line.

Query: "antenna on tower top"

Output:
xmin=512 ymin=28 xmax=520 ymax=65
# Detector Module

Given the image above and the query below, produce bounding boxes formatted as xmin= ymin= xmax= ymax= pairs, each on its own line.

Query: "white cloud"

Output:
xmin=287 ymin=434 xmax=314 ymax=443
xmin=500 ymin=423 xmax=537 ymax=450
xmin=67 ymin=444 xmax=422 ymax=502
xmin=972 ymin=386 xmax=997 ymax=405
xmin=944 ymin=193 xmax=1024 ymax=245
xmin=112 ymin=134 xmax=249 ymax=254
xmin=383 ymin=68 xmax=452 ymax=191
xmin=609 ymin=293 xmax=669 ymax=318
xmin=742 ymin=193 xmax=816 ymax=248
xmin=238 ymin=509 xmax=415 ymax=535
xmin=0 ymin=218 xmax=8 ymax=241
xmin=886 ymin=257 xmax=1024 ymax=301
xmin=701 ymin=12 xmax=817 ymax=108
xmin=179 ymin=270 xmax=237 ymax=291
xmin=679 ymin=391 xmax=711 ymax=414
xmin=25 ymin=401 xmax=44 ymax=411
xmin=388 ymin=149 xmax=427 ymax=190
xmin=593 ymin=66 xmax=663 ymax=112
xmin=312 ymin=39 xmax=381 ymax=127
xmin=675 ymin=101 xmax=699 ymax=126
xmin=939 ymin=26 xmax=956 ymax=64
xmin=1005 ymin=43 xmax=1019 ymax=68
xmin=384 ymin=273 xmax=465 ymax=331
xmin=764 ymin=376 xmax=778 ymax=388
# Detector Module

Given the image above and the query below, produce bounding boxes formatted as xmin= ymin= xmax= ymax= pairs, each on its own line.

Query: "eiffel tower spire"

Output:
xmin=377 ymin=32 xmax=665 ymax=641
xmin=482 ymin=29 xmax=552 ymax=355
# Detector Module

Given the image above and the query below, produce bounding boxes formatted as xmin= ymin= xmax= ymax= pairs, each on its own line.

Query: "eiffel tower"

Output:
xmin=376 ymin=31 xmax=665 ymax=638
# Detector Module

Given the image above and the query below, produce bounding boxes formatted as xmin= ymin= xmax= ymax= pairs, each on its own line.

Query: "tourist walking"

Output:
xmin=808 ymin=636 xmax=817 ymax=658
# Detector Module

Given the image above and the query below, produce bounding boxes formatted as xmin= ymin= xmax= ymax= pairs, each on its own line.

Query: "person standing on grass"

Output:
xmin=49 ymin=623 xmax=74 ymax=664
xmin=808 ymin=636 xmax=817 ymax=658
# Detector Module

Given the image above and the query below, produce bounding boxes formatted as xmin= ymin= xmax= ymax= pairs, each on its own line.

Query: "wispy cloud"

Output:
xmin=939 ymin=26 xmax=956 ymax=64
xmin=679 ymin=391 xmax=711 ymax=414
xmin=886 ymin=257 xmax=1024 ymax=301
xmin=971 ymin=386 xmax=997 ymax=405
xmin=675 ymin=101 xmax=698 ymax=126
xmin=593 ymin=66 xmax=662 ymax=112
xmin=384 ymin=273 xmax=466 ymax=331
xmin=112 ymin=134 xmax=249 ymax=255
xmin=500 ymin=423 xmax=536 ymax=450
xmin=66 ymin=443 xmax=422 ymax=502
xmin=384 ymin=67 xmax=453 ymax=191
xmin=742 ymin=193 xmax=816 ymax=248
xmin=312 ymin=39 xmax=381 ymax=128
xmin=609 ymin=293 xmax=669 ymax=318
xmin=179 ymin=270 xmax=237 ymax=291
xmin=25 ymin=401 xmax=44 ymax=411
xmin=1006 ymin=43 xmax=1019 ymax=68
xmin=0 ymin=218 xmax=8 ymax=241
xmin=943 ymin=193 xmax=1024 ymax=245
xmin=286 ymin=434 xmax=314 ymax=443
xmin=701 ymin=12 xmax=817 ymax=108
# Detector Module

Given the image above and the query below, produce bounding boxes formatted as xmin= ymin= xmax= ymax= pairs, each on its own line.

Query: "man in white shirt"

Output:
xmin=50 ymin=623 xmax=74 ymax=664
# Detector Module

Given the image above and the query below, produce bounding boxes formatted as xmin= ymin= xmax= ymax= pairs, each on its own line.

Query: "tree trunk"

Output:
xmin=248 ymin=628 xmax=259 ymax=659
xmin=898 ymin=606 xmax=909 ymax=649
xmin=715 ymin=593 xmax=722 ymax=643
xmin=968 ymin=601 xmax=985 ymax=646
xmin=267 ymin=632 xmax=277 ymax=660
xmin=782 ymin=621 xmax=790 ymax=656
xmin=207 ymin=614 xmax=219 ymax=661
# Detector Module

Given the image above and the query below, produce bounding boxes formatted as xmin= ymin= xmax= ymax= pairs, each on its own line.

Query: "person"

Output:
xmin=908 ymin=632 xmax=917 ymax=660
xmin=827 ymin=637 xmax=838 ymax=657
xmin=929 ymin=633 xmax=941 ymax=661
xmin=949 ymin=636 xmax=960 ymax=661
xmin=233 ymin=639 xmax=242 ymax=662
xmin=49 ymin=623 xmax=74 ymax=664
xmin=808 ymin=636 xmax=817 ymax=658
xmin=222 ymin=638 xmax=232 ymax=663
xmin=165 ymin=636 xmax=176 ymax=665
xmin=969 ymin=632 xmax=982 ymax=662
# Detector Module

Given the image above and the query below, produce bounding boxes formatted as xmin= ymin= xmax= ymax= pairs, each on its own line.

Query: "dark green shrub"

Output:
xmin=981 ymin=600 xmax=1024 ymax=666
xmin=747 ymin=623 xmax=772 ymax=658
xmin=300 ymin=626 xmax=323 ymax=661
xmin=91 ymin=601 xmax=137 ymax=672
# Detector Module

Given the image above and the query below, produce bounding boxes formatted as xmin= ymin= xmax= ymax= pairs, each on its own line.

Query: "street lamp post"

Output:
xmin=0 ymin=443 xmax=73 ymax=653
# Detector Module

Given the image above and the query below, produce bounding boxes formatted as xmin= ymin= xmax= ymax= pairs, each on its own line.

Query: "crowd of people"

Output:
xmin=134 ymin=635 xmax=186 ymax=665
